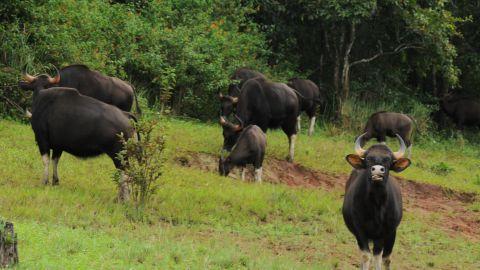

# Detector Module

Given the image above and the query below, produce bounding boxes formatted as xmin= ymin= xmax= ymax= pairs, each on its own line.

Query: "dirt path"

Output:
xmin=175 ymin=152 xmax=480 ymax=241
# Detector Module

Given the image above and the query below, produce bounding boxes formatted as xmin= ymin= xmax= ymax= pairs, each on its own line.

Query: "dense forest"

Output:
xmin=1 ymin=0 xmax=479 ymax=129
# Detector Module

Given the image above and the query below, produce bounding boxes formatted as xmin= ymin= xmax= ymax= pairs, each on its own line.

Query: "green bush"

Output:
xmin=0 ymin=0 xmax=274 ymax=120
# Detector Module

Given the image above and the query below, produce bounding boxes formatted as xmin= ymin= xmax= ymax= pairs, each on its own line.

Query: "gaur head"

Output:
xmin=218 ymin=92 xmax=238 ymax=117
xmin=219 ymin=114 xmax=243 ymax=151
xmin=18 ymin=67 xmax=60 ymax=91
xmin=346 ymin=133 xmax=411 ymax=183
xmin=218 ymin=156 xmax=232 ymax=176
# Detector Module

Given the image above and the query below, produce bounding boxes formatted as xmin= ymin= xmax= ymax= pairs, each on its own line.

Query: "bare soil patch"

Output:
xmin=175 ymin=152 xmax=480 ymax=240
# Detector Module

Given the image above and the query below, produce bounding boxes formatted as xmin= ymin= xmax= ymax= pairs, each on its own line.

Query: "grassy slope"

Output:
xmin=0 ymin=119 xmax=478 ymax=269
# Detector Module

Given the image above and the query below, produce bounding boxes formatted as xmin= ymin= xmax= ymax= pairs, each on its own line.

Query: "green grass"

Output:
xmin=0 ymin=119 xmax=479 ymax=269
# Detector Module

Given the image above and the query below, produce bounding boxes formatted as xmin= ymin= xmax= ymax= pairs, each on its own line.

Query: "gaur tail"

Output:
xmin=131 ymin=84 xmax=142 ymax=116
xmin=124 ymin=112 xmax=141 ymax=141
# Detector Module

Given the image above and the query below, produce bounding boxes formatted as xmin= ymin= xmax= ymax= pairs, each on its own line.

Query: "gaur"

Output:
xmin=19 ymin=71 xmax=138 ymax=201
xmin=218 ymin=116 xmax=266 ymax=182
xmin=343 ymin=133 xmax=411 ymax=270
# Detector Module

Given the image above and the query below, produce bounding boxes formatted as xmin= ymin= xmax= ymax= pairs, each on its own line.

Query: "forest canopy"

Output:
xmin=0 ymin=0 xmax=478 ymax=125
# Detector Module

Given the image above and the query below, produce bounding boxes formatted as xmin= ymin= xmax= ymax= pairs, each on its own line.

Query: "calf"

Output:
xmin=343 ymin=133 xmax=411 ymax=270
xmin=19 ymin=72 xmax=137 ymax=201
xmin=219 ymin=116 xmax=266 ymax=182
xmin=360 ymin=111 xmax=415 ymax=156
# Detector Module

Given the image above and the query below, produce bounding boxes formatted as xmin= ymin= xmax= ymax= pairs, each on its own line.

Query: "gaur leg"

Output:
xmin=355 ymin=233 xmax=371 ymax=270
xmin=308 ymin=116 xmax=316 ymax=136
xmin=287 ymin=134 xmax=296 ymax=163
xmin=372 ymin=238 xmax=384 ymax=270
xmin=382 ymin=231 xmax=397 ymax=270
xmin=241 ymin=166 xmax=246 ymax=181
xmin=377 ymin=133 xmax=387 ymax=144
xmin=109 ymin=151 xmax=130 ymax=202
xmin=282 ymin=119 xmax=298 ymax=163
xmin=404 ymin=137 xmax=412 ymax=158
xmin=52 ymin=150 xmax=62 ymax=185
xmin=41 ymin=151 xmax=50 ymax=185
xmin=297 ymin=115 xmax=301 ymax=133
xmin=254 ymin=167 xmax=262 ymax=182
xmin=306 ymin=107 xmax=317 ymax=136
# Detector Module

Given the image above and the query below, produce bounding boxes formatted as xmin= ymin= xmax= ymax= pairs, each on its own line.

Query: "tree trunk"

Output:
xmin=432 ymin=66 xmax=438 ymax=97
xmin=0 ymin=220 xmax=18 ymax=267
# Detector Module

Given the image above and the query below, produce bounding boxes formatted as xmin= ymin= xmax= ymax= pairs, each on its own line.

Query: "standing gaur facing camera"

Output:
xmin=343 ymin=133 xmax=411 ymax=270
xmin=218 ymin=116 xmax=266 ymax=182
xmin=19 ymin=70 xmax=138 ymax=201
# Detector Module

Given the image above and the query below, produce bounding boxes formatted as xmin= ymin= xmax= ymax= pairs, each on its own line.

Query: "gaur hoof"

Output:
xmin=52 ymin=178 xmax=59 ymax=186
xmin=42 ymin=178 xmax=49 ymax=185
xmin=286 ymin=156 xmax=294 ymax=163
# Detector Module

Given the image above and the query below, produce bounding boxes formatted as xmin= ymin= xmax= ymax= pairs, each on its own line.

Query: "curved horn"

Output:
xmin=354 ymin=133 xmax=367 ymax=157
xmin=48 ymin=66 xmax=60 ymax=84
xmin=234 ymin=114 xmax=244 ymax=128
xmin=231 ymin=97 xmax=238 ymax=104
xmin=218 ymin=92 xmax=224 ymax=99
xmin=22 ymin=64 xmax=36 ymax=83
xmin=393 ymin=134 xmax=406 ymax=160
xmin=219 ymin=115 xmax=227 ymax=126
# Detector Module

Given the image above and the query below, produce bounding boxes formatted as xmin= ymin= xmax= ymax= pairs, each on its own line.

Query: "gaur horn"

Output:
xmin=234 ymin=114 xmax=244 ymax=128
xmin=22 ymin=64 xmax=36 ymax=83
xmin=393 ymin=134 xmax=406 ymax=160
xmin=48 ymin=66 xmax=60 ymax=84
xmin=354 ymin=133 xmax=367 ymax=157
xmin=231 ymin=97 xmax=238 ymax=104
xmin=219 ymin=115 xmax=227 ymax=126
xmin=218 ymin=92 xmax=224 ymax=99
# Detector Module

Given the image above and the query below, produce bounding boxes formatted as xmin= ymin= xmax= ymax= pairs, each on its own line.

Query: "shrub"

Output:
xmin=114 ymin=119 xmax=166 ymax=210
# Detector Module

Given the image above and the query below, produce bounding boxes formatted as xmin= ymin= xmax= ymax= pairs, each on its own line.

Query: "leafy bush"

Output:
xmin=114 ymin=119 xmax=166 ymax=212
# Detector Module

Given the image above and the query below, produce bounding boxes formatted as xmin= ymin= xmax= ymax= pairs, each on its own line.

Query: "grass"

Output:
xmin=0 ymin=118 xmax=479 ymax=269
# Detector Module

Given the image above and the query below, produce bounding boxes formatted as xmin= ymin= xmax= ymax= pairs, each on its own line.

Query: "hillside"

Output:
xmin=0 ymin=118 xmax=478 ymax=269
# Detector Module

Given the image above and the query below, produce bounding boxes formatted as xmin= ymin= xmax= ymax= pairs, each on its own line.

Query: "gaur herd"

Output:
xmin=17 ymin=65 xmax=478 ymax=269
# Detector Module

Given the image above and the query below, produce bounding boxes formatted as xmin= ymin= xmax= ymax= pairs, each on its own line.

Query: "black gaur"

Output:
xmin=218 ymin=116 xmax=266 ymax=182
xmin=343 ymin=133 xmax=411 ymax=270
xmin=23 ymin=64 xmax=141 ymax=114
xmin=220 ymin=77 xmax=299 ymax=162
xmin=19 ymin=72 xmax=138 ymax=201
xmin=359 ymin=111 xmax=415 ymax=156
xmin=219 ymin=68 xmax=266 ymax=117
xmin=287 ymin=78 xmax=324 ymax=136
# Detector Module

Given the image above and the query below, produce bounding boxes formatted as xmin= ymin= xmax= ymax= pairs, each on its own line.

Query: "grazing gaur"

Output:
xmin=359 ymin=111 xmax=415 ymax=156
xmin=343 ymin=133 xmax=411 ymax=270
xmin=287 ymin=78 xmax=323 ymax=136
xmin=218 ymin=116 xmax=266 ymax=182
xmin=23 ymin=64 xmax=141 ymax=114
xmin=219 ymin=68 xmax=266 ymax=117
xmin=19 ymin=72 xmax=138 ymax=201
xmin=440 ymin=95 xmax=480 ymax=129
xmin=221 ymin=77 xmax=298 ymax=162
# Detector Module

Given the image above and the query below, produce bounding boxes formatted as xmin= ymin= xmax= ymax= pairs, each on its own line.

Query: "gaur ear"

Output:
xmin=391 ymin=158 xmax=411 ymax=173
xmin=345 ymin=154 xmax=365 ymax=169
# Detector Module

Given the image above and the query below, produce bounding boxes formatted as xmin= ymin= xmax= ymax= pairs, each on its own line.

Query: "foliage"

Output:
xmin=0 ymin=0 xmax=272 ymax=120
xmin=114 ymin=119 xmax=166 ymax=211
